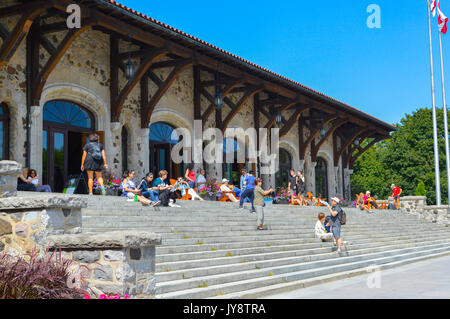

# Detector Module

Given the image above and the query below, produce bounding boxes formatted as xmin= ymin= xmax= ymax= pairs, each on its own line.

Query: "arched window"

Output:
xmin=149 ymin=122 xmax=181 ymax=177
xmin=121 ymin=126 xmax=128 ymax=174
xmin=0 ymin=103 xmax=9 ymax=160
xmin=43 ymin=100 xmax=95 ymax=192
xmin=222 ymin=138 xmax=240 ymax=185
xmin=276 ymin=148 xmax=292 ymax=188
xmin=44 ymin=100 xmax=93 ymax=129
xmin=315 ymin=157 xmax=328 ymax=199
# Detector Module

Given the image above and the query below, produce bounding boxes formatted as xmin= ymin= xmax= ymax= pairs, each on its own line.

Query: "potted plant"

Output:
xmin=199 ymin=182 xmax=221 ymax=201
xmin=273 ymin=189 xmax=290 ymax=205
xmin=93 ymin=175 xmax=123 ymax=196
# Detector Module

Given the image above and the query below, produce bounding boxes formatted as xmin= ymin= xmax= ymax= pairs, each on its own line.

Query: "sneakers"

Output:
xmin=169 ymin=202 xmax=181 ymax=208
xmin=151 ymin=201 xmax=161 ymax=207
xmin=239 ymin=206 xmax=244 ymax=210
xmin=127 ymin=198 xmax=134 ymax=202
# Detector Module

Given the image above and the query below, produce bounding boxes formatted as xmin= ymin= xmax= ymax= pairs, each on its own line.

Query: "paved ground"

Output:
xmin=263 ymin=255 xmax=450 ymax=299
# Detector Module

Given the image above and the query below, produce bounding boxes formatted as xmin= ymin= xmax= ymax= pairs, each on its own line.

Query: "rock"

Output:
xmin=103 ymin=250 xmax=125 ymax=262
xmin=143 ymin=277 xmax=156 ymax=295
xmin=115 ymin=264 xmax=136 ymax=283
xmin=130 ymin=248 xmax=141 ymax=260
xmin=31 ymin=230 xmax=49 ymax=246
xmin=94 ymin=284 xmax=127 ymax=296
xmin=23 ymin=211 xmax=38 ymax=222
xmin=45 ymin=231 xmax=162 ymax=249
xmin=94 ymin=265 xmax=113 ymax=281
xmin=0 ymin=161 xmax=22 ymax=174
xmin=0 ymin=194 xmax=87 ymax=211
xmin=0 ymin=241 xmax=4 ymax=252
xmin=142 ymin=247 xmax=155 ymax=260
xmin=136 ymin=262 xmax=151 ymax=274
xmin=72 ymin=250 xmax=100 ymax=263
xmin=46 ymin=209 xmax=66 ymax=229
xmin=15 ymin=223 xmax=29 ymax=238
xmin=10 ymin=213 xmax=23 ymax=222
xmin=0 ymin=218 xmax=12 ymax=236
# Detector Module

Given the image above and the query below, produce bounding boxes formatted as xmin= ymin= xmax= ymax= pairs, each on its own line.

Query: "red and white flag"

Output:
xmin=431 ymin=0 xmax=437 ymax=17
xmin=438 ymin=0 xmax=449 ymax=34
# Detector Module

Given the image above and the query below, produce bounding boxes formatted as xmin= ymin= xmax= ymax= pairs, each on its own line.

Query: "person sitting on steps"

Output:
xmin=17 ymin=168 xmax=36 ymax=192
xmin=315 ymin=213 xmax=335 ymax=242
xmin=220 ymin=178 xmax=239 ymax=202
xmin=121 ymin=170 xmax=152 ymax=206
xmin=154 ymin=170 xmax=180 ymax=207
xmin=27 ymin=169 xmax=52 ymax=193
xmin=137 ymin=172 xmax=161 ymax=206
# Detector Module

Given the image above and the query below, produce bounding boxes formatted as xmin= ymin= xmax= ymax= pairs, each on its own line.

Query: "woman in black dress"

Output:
xmin=81 ymin=133 xmax=108 ymax=195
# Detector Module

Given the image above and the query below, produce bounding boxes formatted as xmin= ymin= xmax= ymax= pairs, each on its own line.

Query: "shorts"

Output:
xmin=394 ymin=195 xmax=400 ymax=200
xmin=331 ymin=221 xmax=341 ymax=239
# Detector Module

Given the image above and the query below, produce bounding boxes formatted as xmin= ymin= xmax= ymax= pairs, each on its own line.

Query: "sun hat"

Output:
xmin=331 ymin=197 xmax=340 ymax=203
xmin=222 ymin=178 xmax=228 ymax=183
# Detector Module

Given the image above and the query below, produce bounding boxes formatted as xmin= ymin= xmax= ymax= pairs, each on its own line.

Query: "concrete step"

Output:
xmin=155 ymin=232 xmax=450 ymax=271
xmin=156 ymin=237 xmax=450 ymax=282
xmin=157 ymin=243 xmax=450 ymax=298
xmin=210 ymin=250 xmax=450 ymax=299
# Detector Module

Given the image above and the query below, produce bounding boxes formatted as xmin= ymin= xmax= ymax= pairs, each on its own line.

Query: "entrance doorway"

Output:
xmin=149 ymin=122 xmax=182 ymax=178
xmin=42 ymin=100 xmax=95 ymax=192
xmin=315 ymin=157 xmax=328 ymax=199
xmin=276 ymin=148 xmax=292 ymax=189
xmin=222 ymin=138 xmax=255 ymax=186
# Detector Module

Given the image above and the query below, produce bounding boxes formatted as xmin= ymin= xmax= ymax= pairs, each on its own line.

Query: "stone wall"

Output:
xmin=0 ymin=194 xmax=86 ymax=255
xmin=46 ymin=231 xmax=162 ymax=299
xmin=0 ymin=160 xmax=21 ymax=198
xmin=397 ymin=196 xmax=450 ymax=227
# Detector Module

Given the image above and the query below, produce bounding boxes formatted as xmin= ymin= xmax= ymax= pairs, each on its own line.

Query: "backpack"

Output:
xmin=91 ymin=142 xmax=102 ymax=161
xmin=340 ymin=209 xmax=347 ymax=225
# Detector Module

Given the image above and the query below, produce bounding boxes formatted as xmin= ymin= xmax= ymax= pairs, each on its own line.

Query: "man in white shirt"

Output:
xmin=315 ymin=212 xmax=334 ymax=242
xmin=220 ymin=179 xmax=239 ymax=202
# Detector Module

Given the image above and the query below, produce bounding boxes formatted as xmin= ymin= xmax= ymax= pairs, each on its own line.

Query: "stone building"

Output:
xmin=0 ymin=0 xmax=395 ymax=199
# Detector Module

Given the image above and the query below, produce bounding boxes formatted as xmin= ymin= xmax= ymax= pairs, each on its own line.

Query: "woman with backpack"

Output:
xmin=81 ymin=133 xmax=108 ymax=196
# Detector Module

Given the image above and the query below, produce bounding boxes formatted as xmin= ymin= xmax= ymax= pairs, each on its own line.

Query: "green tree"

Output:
xmin=415 ymin=180 xmax=426 ymax=197
xmin=351 ymin=108 xmax=450 ymax=205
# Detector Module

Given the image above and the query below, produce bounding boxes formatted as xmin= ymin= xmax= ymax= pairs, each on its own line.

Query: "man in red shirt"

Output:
xmin=391 ymin=184 xmax=402 ymax=210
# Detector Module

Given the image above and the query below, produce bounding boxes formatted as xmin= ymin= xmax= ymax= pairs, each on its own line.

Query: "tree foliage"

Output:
xmin=351 ymin=108 xmax=450 ymax=205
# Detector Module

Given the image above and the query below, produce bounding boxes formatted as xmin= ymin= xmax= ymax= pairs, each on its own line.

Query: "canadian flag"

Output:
xmin=431 ymin=0 xmax=437 ymax=17
xmin=438 ymin=0 xmax=449 ymax=34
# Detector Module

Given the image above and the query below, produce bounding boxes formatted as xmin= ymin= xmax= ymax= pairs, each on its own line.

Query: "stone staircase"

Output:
xmin=81 ymin=196 xmax=450 ymax=299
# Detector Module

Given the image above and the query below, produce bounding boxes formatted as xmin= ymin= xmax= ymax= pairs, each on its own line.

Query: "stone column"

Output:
xmin=344 ymin=168 xmax=353 ymax=201
xmin=46 ymin=231 xmax=162 ymax=299
xmin=0 ymin=161 xmax=22 ymax=198
xmin=138 ymin=128 xmax=150 ymax=177
xmin=109 ymin=122 xmax=122 ymax=177
xmin=306 ymin=160 xmax=316 ymax=194
xmin=29 ymin=106 xmax=43 ymax=175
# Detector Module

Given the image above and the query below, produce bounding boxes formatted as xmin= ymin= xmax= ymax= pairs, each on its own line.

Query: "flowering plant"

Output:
xmin=273 ymin=188 xmax=290 ymax=203
xmin=93 ymin=176 xmax=123 ymax=191
xmin=84 ymin=294 xmax=130 ymax=299
xmin=199 ymin=183 xmax=221 ymax=198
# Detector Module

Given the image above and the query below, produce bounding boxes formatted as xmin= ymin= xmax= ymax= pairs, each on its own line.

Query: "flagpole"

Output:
xmin=428 ymin=0 xmax=442 ymax=205
xmin=438 ymin=30 xmax=450 ymax=205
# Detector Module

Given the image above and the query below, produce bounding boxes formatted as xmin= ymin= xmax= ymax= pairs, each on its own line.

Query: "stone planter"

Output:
xmin=201 ymin=194 xmax=217 ymax=201
xmin=274 ymin=199 xmax=289 ymax=205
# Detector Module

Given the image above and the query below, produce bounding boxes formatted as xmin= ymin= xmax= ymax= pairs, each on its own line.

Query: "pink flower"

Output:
xmin=99 ymin=294 xmax=107 ymax=299
xmin=84 ymin=294 xmax=91 ymax=299
xmin=123 ymin=294 xmax=130 ymax=299
xmin=113 ymin=294 xmax=120 ymax=299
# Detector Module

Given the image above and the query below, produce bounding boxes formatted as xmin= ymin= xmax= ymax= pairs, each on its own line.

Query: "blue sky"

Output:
xmin=119 ymin=0 xmax=450 ymax=126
